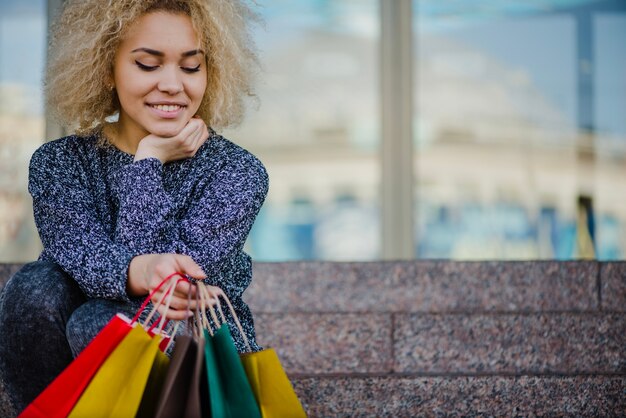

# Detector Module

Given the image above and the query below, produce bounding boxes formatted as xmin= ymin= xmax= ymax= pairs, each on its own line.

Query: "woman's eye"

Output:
xmin=181 ymin=65 xmax=201 ymax=73
xmin=135 ymin=61 xmax=158 ymax=71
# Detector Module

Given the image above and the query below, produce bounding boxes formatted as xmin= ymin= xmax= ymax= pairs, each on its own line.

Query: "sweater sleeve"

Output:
xmin=29 ymin=142 xmax=134 ymax=301
xmin=112 ymin=147 xmax=268 ymax=295
xmin=110 ymin=157 xmax=176 ymax=252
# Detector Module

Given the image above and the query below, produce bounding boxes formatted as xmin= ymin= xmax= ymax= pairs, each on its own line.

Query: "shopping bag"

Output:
xmin=20 ymin=272 xmax=184 ymax=418
xmin=240 ymin=349 xmax=307 ymax=418
xmin=153 ymin=335 xmax=197 ymax=418
xmin=203 ymin=326 xmax=261 ymax=418
xmin=185 ymin=336 xmax=209 ymax=418
xmin=200 ymin=284 xmax=307 ymax=417
xmin=68 ymin=324 xmax=165 ymax=417
xmin=197 ymin=284 xmax=261 ymax=418
xmin=18 ymin=314 xmax=132 ymax=418
xmin=136 ymin=344 xmax=171 ymax=418
xmin=69 ymin=275 xmax=189 ymax=418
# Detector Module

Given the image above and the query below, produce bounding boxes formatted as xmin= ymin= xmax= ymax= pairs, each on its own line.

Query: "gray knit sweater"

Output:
xmin=28 ymin=131 xmax=268 ymax=350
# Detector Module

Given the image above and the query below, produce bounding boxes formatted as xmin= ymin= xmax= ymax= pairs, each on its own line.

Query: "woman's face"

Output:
xmin=113 ymin=11 xmax=207 ymax=140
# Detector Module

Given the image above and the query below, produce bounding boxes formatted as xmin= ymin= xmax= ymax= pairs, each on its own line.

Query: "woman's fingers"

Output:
xmin=204 ymin=285 xmax=225 ymax=300
xmin=152 ymin=293 xmax=219 ymax=321
xmin=151 ymin=288 xmax=196 ymax=310
xmin=172 ymin=279 xmax=197 ymax=298
xmin=181 ymin=118 xmax=209 ymax=157
xmin=150 ymin=284 xmax=221 ymax=314
xmin=154 ymin=303 xmax=192 ymax=321
xmin=174 ymin=255 xmax=206 ymax=280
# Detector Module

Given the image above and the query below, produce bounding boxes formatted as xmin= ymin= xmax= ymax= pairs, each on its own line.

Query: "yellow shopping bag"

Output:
xmin=240 ymin=348 xmax=307 ymax=417
xmin=68 ymin=322 xmax=165 ymax=418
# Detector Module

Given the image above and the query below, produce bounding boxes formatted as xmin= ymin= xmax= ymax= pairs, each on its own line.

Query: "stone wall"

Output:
xmin=1 ymin=261 xmax=625 ymax=416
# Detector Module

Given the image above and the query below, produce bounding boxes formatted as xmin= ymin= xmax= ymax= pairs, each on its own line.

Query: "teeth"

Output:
xmin=152 ymin=104 xmax=182 ymax=112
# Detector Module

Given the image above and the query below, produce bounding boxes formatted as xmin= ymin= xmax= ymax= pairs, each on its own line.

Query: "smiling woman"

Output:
xmin=106 ymin=12 xmax=209 ymax=157
xmin=0 ymin=0 xmax=267 ymax=413
xmin=45 ymin=0 xmax=258 ymax=133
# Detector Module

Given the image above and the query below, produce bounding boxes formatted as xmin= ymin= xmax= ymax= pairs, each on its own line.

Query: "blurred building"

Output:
xmin=0 ymin=0 xmax=624 ymax=262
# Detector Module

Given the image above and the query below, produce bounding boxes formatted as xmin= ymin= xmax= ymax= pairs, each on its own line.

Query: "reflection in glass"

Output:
xmin=414 ymin=0 xmax=626 ymax=260
xmin=594 ymin=12 xmax=626 ymax=260
xmin=227 ymin=0 xmax=381 ymax=261
xmin=0 ymin=0 xmax=46 ymax=262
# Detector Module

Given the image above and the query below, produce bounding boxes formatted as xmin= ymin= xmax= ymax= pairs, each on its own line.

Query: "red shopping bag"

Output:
xmin=18 ymin=273 xmax=185 ymax=418
xmin=18 ymin=314 xmax=132 ymax=418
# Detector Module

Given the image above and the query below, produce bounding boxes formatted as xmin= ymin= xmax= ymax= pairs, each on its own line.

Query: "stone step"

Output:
xmin=2 ymin=261 xmax=625 ymax=313
xmin=4 ymin=373 xmax=622 ymax=417
xmin=254 ymin=312 xmax=626 ymax=375
xmin=247 ymin=261 xmax=626 ymax=313
xmin=1 ymin=262 xmax=625 ymax=416
xmin=290 ymin=375 xmax=626 ymax=417
xmin=0 ymin=264 xmax=21 ymax=291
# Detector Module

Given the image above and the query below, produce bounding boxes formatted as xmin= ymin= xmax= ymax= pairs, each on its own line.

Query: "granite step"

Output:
xmin=290 ymin=375 xmax=626 ymax=417
xmin=246 ymin=260 xmax=626 ymax=313
xmin=0 ymin=261 xmax=624 ymax=416
xmin=254 ymin=312 xmax=626 ymax=375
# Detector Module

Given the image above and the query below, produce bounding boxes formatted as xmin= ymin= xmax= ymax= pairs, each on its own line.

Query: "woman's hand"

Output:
xmin=134 ymin=117 xmax=209 ymax=164
xmin=127 ymin=253 xmax=212 ymax=320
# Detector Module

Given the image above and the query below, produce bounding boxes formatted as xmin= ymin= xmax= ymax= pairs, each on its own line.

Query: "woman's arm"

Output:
xmin=169 ymin=151 xmax=269 ymax=295
xmin=113 ymin=142 xmax=269 ymax=296
xmin=110 ymin=118 xmax=209 ymax=254
xmin=30 ymin=139 xmax=216 ymax=319
xmin=29 ymin=142 xmax=135 ymax=301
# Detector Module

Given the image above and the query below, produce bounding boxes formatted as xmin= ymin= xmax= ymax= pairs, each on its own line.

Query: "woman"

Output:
xmin=0 ymin=0 xmax=267 ymax=413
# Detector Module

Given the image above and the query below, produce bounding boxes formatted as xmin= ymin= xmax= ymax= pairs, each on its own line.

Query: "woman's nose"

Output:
xmin=157 ymin=66 xmax=183 ymax=95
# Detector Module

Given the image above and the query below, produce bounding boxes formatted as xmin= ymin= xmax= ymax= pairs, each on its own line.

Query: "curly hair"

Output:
xmin=46 ymin=0 xmax=260 ymax=134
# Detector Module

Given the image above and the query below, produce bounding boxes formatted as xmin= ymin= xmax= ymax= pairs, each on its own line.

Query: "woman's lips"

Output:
xmin=147 ymin=103 xmax=186 ymax=119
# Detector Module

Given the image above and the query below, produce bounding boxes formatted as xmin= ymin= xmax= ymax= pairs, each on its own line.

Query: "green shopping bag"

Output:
xmin=203 ymin=326 xmax=261 ymax=418
xmin=198 ymin=284 xmax=261 ymax=418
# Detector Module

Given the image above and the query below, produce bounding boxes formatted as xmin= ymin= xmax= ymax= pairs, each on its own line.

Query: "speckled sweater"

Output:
xmin=28 ymin=131 xmax=268 ymax=351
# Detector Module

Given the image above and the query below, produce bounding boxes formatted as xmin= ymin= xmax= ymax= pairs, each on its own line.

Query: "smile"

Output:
xmin=150 ymin=104 xmax=185 ymax=112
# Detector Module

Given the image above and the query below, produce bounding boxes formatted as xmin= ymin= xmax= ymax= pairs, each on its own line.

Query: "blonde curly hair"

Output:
xmin=46 ymin=0 xmax=260 ymax=135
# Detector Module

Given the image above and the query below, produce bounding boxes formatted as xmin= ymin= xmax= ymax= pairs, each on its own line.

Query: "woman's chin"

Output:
xmin=148 ymin=123 xmax=186 ymax=138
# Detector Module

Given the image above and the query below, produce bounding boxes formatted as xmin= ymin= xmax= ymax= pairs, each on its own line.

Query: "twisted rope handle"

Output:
xmin=197 ymin=281 xmax=215 ymax=337
xmin=197 ymin=283 xmax=251 ymax=353
xmin=143 ymin=277 xmax=186 ymax=332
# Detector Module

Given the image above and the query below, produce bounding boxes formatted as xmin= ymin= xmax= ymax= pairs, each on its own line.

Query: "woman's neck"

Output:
xmin=103 ymin=120 xmax=147 ymax=155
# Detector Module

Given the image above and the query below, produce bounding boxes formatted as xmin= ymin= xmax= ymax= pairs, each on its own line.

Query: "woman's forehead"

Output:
xmin=120 ymin=11 xmax=201 ymax=53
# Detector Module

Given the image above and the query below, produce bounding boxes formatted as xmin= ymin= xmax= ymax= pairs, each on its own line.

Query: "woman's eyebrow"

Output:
xmin=131 ymin=47 xmax=164 ymax=56
xmin=182 ymin=49 xmax=205 ymax=57
xmin=130 ymin=47 xmax=205 ymax=57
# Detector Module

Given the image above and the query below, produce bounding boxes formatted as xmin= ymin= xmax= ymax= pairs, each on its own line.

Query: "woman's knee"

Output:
xmin=66 ymin=299 xmax=137 ymax=357
xmin=0 ymin=261 xmax=85 ymax=321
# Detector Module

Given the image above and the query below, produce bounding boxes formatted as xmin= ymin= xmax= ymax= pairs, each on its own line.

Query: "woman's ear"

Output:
xmin=105 ymin=69 xmax=115 ymax=91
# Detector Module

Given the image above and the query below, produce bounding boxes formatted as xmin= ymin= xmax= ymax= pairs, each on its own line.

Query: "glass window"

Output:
xmin=0 ymin=0 xmax=46 ymax=262
xmin=229 ymin=0 xmax=381 ymax=261
xmin=594 ymin=11 xmax=626 ymax=259
xmin=413 ymin=0 xmax=626 ymax=260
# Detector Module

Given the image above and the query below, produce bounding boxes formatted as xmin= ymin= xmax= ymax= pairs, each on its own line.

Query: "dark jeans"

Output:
xmin=0 ymin=261 xmax=140 ymax=414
